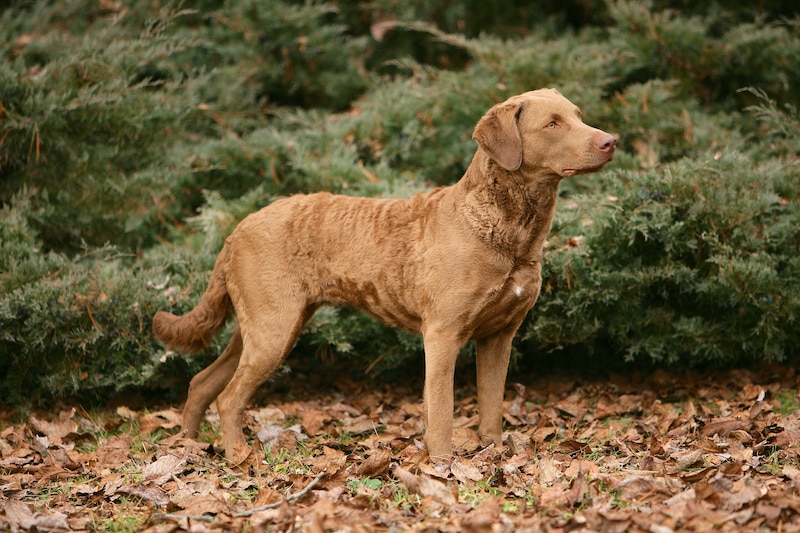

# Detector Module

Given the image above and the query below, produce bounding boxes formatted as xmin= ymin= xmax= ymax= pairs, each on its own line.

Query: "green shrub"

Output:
xmin=0 ymin=3 xmax=207 ymax=253
xmin=528 ymin=92 xmax=800 ymax=364
xmin=604 ymin=1 xmax=800 ymax=106
xmin=1 ymin=0 xmax=799 ymax=406
xmin=0 ymin=197 xmax=227 ymax=405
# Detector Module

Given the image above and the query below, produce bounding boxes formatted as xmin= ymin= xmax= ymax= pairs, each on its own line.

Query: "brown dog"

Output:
xmin=153 ymin=88 xmax=616 ymax=464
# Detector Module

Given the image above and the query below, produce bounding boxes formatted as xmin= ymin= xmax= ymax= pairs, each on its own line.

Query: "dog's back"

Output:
xmin=223 ymin=189 xmax=459 ymax=333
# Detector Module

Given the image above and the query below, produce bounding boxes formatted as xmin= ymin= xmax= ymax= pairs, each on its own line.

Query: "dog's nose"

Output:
xmin=597 ymin=133 xmax=617 ymax=153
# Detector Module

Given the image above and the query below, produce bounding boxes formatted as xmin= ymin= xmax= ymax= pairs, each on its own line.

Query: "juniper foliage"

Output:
xmin=1 ymin=0 xmax=798 ymax=405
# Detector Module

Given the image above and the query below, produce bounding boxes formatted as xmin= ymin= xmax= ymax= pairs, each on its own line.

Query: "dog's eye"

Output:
xmin=545 ymin=121 xmax=557 ymax=129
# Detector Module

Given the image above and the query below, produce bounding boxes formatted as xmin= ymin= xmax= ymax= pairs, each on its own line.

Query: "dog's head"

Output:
xmin=473 ymin=88 xmax=616 ymax=177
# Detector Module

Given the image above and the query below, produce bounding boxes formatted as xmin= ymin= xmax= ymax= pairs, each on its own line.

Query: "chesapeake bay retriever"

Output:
xmin=153 ymin=88 xmax=616 ymax=464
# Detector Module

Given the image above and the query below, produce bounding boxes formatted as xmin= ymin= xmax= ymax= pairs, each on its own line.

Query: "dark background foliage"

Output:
xmin=1 ymin=0 xmax=798 ymax=406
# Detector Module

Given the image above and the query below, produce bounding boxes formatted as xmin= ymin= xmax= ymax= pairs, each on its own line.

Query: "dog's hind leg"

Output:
xmin=181 ymin=325 xmax=243 ymax=439
xmin=215 ymin=303 xmax=313 ymax=465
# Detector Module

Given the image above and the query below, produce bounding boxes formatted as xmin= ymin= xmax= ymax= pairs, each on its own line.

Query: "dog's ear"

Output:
xmin=472 ymin=102 xmax=523 ymax=171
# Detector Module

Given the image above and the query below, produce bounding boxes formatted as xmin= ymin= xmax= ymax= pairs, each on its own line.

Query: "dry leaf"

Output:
xmin=257 ymin=423 xmax=284 ymax=447
xmin=2 ymin=500 xmax=71 ymax=532
xmin=143 ymin=453 xmax=187 ymax=484
xmin=94 ymin=434 xmax=133 ymax=469
xmin=139 ymin=409 xmax=182 ymax=434
xmin=614 ymin=475 xmax=671 ymax=501
xmin=717 ymin=478 xmax=767 ymax=511
xmin=342 ymin=416 xmax=379 ymax=436
xmin=116 ymin=406 xmax=138 ymax=419
xmin=302 ymin=408 xmax=332 ymax=436
xmin=171 ymin=480 xmax=228 ymax=516
xmin=2 ymin=500 xmax=35 ymax=530
xmin=699 ymin=418 xmax=750 ymax=438
xmin=567 ymin=472 xmax=587 ymax=508
xmin=309 ymin=446 xmax=347 ymax=476
xmin=395 ymin=466 xmax=457 ymax=506
xmin=459 ymin=497 xmax=506 ymax=533
xmin=357 ymin=449 xmax=392 ymax=478
xmin=537 ymin=456 xmax=564 ymax=485
xmin=118 ymin=484 xmax=171 ymax=507
xmin=28 ymin=409 xmax=78 ymax=444
xmin=783 ymin=464 xmax=800 ymax=481
xmin=564 ymin=458 xmax=600 ymax=478
xmin=670 ymin=448 xmax=704 ymax=470
xmin=451 ymin=458 xmax=484 ymax=484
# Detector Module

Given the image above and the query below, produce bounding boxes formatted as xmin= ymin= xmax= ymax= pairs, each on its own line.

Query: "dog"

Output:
xmin=153 ymin=88 xmax=616 ymax=464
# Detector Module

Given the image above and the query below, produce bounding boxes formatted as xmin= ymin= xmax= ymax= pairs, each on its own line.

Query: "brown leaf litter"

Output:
xmin=1 ymin=365 xmax=800 ymax=531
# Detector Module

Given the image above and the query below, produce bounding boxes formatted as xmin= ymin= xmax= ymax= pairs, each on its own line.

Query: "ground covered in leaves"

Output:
xmin=2 ymin=364 xmax=800 ymax=532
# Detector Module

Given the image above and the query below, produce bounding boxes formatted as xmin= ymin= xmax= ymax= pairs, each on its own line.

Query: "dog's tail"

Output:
xmin=153 ymin=246 xmax=234 ymax=353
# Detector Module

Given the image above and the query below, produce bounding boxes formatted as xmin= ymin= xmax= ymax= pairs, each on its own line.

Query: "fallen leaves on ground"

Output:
xmin=2 ymin=365 xmax=800 ymax=531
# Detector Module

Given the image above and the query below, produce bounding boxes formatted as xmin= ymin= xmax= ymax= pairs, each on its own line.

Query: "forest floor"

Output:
xmin=2 ymin=362 xmax=800 ymax=532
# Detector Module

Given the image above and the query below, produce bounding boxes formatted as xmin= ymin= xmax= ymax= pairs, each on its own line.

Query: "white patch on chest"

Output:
xmin=514 ymin=285 xmax=525 ymax=297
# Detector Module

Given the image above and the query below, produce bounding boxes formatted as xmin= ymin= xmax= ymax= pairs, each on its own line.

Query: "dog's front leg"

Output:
xmin=421 ymin=332 xmax=461 ymax=459
xmin=475 ymin=328 xmax=516 ymax=447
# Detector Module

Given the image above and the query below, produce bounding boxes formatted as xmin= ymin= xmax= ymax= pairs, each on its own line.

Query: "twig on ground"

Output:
xmin=152 ymin=471 xmax=326 ymax=523
xmin=152 ymin=513 xmax=215 ymax=523
xmin=234 ymin=471 xmax=326 ymax=517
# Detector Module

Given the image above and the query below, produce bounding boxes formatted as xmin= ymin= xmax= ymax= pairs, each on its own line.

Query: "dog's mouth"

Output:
xmin=562 ymin=162 xmax=609 ymax=177
xmin=562 ymin=152 xmax=615 ymax=177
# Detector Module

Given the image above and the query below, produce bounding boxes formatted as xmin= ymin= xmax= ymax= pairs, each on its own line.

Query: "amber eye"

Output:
xmin=546 ymin=121 xmax=557 ymax=129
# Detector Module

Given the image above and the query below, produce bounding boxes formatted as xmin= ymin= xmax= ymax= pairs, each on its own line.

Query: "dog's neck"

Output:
xmin=457 ymin=149 xmax=561 ymax=264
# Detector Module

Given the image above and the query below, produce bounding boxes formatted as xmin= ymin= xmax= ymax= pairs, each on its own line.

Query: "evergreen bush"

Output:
xmin=1 ymin=0 xmax=798 ymax=406
xmin=0 ymin=3 xmax=209 ymax=253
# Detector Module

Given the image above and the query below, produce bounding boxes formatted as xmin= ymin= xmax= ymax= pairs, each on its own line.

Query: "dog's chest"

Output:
xmin=468 ymin=262 xmax=542 ymax=337
xmin=497 ymin=263 xmax=541 ymax=306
